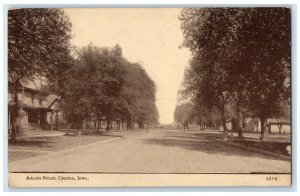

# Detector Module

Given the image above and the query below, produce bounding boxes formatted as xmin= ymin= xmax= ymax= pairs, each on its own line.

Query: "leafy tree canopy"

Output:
xmin=8 ymin=8 xmax=72 ymax=83
xmin=179 ymin=8 xmax=291 ymax=133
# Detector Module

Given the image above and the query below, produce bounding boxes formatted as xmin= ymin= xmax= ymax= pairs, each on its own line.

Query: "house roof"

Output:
xmin=8 ymin=80 xmax=60 ymax=110
xmin=8 ymin=78 xmax=47 ymax=93
xmin=46 ymin=95 xmax=60 ymax=109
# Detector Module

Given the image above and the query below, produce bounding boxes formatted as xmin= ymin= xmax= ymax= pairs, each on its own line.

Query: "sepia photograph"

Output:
xmin=6 ymin=7 xmax=292 ymax=187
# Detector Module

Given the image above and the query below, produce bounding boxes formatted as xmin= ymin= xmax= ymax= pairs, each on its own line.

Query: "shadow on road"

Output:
xmin=143 ymin=131 xmax=290 ymax=161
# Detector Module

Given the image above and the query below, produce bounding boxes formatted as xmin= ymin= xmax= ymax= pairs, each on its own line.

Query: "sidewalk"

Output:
xmin=8 ymin=129 xmax=145 ymax=162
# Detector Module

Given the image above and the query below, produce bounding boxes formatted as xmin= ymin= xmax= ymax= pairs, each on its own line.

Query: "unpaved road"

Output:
xmin=9 ymin=129 xmax=290 ymax=173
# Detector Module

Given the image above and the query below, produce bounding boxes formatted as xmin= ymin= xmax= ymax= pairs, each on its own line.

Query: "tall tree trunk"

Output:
xmin=126 ymin=118 xmax=130 ymax=129
xmin=232 ymin=118 xmax=239 ymax=139
xmin=10 ymin=79 xmax=20 ymax=142
xmin=237 ymin=113 xmax=244 ymax=139
xmin=278 ymin=124 xmax=282 ymax=134
xmin=79 ymin=119 xmax=84 ymax=136
xmin=199 ymin=120 xmax=202 ymax=131
xmin=132 ymin=116 xmax=135 ymax=130
xmin=237 ymin=126 xmax=243 ymax=138
xmin=221 ymin=105 xmax=227 ymax=134
xmin=234 ymin=99 xmax=244 ymax=139
xmin=120 ymin=119 xmax=123 ymax=130
xmin=65 ymin=123 xmax=73 ymax=136
xmin=97 ymin=117 xmax=100 ymax=132
xmin=220 ymin=104 xmax=229 ymax=142
xmin=106 ymin=118 xmax=111 ymax=131
xmin=127 ymin=116 xmax=133 ymax=129
xmin=260 ymin=116 xmax=270 ymax=141
xmin=260 ymin=116 xmax=267 ymax=136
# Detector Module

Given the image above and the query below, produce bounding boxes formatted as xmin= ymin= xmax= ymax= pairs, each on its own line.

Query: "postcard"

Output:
xmin=7 ymin=7 xmax=291 ymax=187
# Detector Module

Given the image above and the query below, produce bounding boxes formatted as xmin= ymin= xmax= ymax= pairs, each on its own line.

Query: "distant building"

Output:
xmin=8 ymin=82 xmax=62 ymax=132
xmin=224 ymin=117 xmax=290 ymax=134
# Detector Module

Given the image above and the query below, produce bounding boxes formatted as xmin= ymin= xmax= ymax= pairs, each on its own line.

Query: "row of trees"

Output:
xmin=174 ymin=103 xmax=196 ymax=124
xmin=174 ymin=102 xmax=220 ymax=128
xmin=8 ymin=8 xmax=158 ymax=141
xmin=60 ymin=44 xmax=159 ymax=131
xmin=178 ymin=8 xmax=291 ymax=139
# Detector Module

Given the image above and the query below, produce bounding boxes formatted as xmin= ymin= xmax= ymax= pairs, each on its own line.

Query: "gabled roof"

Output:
xmin=47 ymin=95 xmax=60 ymax=109
xmin=8 ymin=80 xmax=60 ymax=110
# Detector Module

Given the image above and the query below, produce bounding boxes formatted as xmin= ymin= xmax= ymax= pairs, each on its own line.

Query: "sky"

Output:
xmin=64 ymin=8 xmax=191 ymax=124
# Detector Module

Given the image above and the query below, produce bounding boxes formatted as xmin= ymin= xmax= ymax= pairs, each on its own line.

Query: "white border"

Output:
xmin=1 ymin=0 xmax=299 ymax=194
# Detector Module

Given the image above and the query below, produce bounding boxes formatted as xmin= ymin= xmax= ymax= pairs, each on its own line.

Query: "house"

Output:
xmin=223 ymin=117 xmax=290 ymax=134
xmin=8 ymin=82 xmax=62 ymax=132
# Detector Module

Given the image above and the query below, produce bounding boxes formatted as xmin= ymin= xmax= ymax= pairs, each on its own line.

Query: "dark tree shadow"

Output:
xmin=143 ymin=131 xmax=290 ymax=162
xmin=66 ymin=130 xmax=127 ymax=138
xmin=8 ymin=138 xmax=54 ymax=148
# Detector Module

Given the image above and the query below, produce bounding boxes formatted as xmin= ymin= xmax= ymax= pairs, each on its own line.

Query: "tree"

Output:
xmin=60 ymin=44 xmax=159 ymax=132
xmin=8 ymin=8 xmax=71 ymax=141
xmin=235 ymin=8 xmax=291 ymax=137
xmin=179 ymin=8 xmax=290 ymax=140
xmin=180 ymin=8 xmax=237 ymax=135
xmin=174 ymin=103 xmax=197 ymax=125
xmin=121 ymin=62 xmax=159 ymax=128
xmin=60 ymin=44 xmax=127 ymax=131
